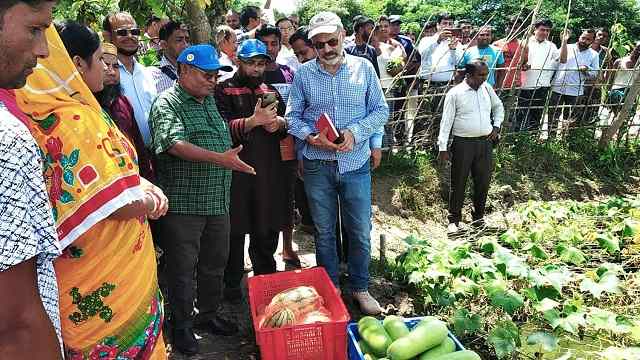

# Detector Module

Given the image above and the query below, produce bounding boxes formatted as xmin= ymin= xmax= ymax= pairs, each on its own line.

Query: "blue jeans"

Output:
xmin=303 ymin=158 xmax=372 ymax=292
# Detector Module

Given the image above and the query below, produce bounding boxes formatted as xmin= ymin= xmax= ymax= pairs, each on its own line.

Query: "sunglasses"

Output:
xmin=114 ymin=28 xmax=141 ymax=37
xmin=312 ymin=38 xmax=340 ymax=50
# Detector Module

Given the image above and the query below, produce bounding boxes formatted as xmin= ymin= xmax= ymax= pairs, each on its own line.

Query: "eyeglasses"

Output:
xmin=312 ymin=38 xmax=340 ymax=50
xmin=279 ymin=26 xmax=294 ymax=32
xmin=190 ymin=65 xmax=217 ymax=82
xmin=114 ymin=28 xmax=141 ymax=37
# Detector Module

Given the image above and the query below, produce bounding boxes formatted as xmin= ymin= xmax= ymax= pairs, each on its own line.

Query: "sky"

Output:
xmin=271 ymin=0 xmax=298 ymax=15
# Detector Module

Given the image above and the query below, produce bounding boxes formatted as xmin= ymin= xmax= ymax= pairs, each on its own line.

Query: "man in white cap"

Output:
xmin=287 ymin=11 xmax=389 ymax=315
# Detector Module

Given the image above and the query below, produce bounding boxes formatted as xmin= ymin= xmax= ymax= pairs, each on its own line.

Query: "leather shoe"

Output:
xmin=206 ymin=315 xmax=239 ymax=336
xmin=172 ymin=328 xmax=199 ymax=356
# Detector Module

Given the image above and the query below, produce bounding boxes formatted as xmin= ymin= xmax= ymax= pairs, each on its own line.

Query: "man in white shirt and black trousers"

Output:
xmin=438 ymin=59 xmax=504 ymax=232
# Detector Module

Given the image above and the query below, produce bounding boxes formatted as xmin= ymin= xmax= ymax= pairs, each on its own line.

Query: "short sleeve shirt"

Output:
xmin=0 ymin=103 xmax=62 ymax=349
xmin=149 ymin=85 xmax=232 ymax=216
xmin=460 ymin=45 xmax=505 ymax=87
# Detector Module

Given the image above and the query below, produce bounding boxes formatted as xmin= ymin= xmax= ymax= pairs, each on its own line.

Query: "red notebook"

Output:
xmin=315 ymin=113 xmax=344 ymax=144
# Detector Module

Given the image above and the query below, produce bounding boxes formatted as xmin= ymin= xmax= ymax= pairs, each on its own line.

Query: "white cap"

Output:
xmin=308 ymin=11 xmax=343 ymax=39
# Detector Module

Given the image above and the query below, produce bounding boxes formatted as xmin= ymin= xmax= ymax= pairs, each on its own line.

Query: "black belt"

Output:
xmin=454 ymin=135 xmax=490 ymax=141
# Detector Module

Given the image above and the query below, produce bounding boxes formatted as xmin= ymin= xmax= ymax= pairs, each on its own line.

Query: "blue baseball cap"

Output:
xmin=177 ymin=44 xmax=233 ymax=72
xmin=237 ymin=39 xmax=272 ymax=61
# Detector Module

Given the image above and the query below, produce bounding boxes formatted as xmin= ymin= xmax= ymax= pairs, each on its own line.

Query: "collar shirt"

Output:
xmin=151 ymin=55 xmax=178 ymax=94
xmin=523 ymin=37 xmax=560 ymax=89
xmin=149 ymin=85 xmax=232 ymax=215
xmin=0 ymin=104 xmax=63 ymax=352
xmin=438 ymin=80 xmax=505 ymax=151
xmin=286 ymin=54 xmax=389 ymax=174
xmin=277 ymin=46 xmax=301 ymax=71
xmin=418 ymin=34 xmax=463 ymax=82
xmin=552 ymin=43 xmax=600 ymax=96
xmin=218 ymin=52 xmax=238 ymax=83
xmin=119 ymin=58 xmax=158 ymax=147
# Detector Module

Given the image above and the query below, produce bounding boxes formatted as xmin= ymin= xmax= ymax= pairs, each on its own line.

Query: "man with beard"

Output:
xmin=149 ymin=44 xmax=254 ymax=355
xmin=215 ymin=39 xmax=290 ymax=300
xmin=287 ymin=12 xmax=388 ymax=315
xmin=0 ymin=1 xmax=62 ymax=358
xmin=102 ymin=12 xmax=158 ymax=148
xmin=151 ymin=20 xmax=190 ymax=94
xmin=459 ymin=26 xmax=505 ymax=88
xmin=95 ymin=43 xmax=154 ymax=181
xmin=549 ymin=29 xmax=599 ymax=138
xmin=255 ymin=26 xmax=300 ymax=267
xmin=345 ymin=16 xmax=380 ymax=77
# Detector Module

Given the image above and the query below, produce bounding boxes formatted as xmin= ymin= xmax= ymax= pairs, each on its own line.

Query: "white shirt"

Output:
xmin=119 ymin=59 xmax=158 ymax=147
xmin=0 ymin=105 xmax=63 ymax=352
xmin=523 ymin=37 xmax=560 ymax=89
xmin=377 ymin=42 xmax=405 ymax=89
xmin=552 ymin=43 xmax=600 ymax=97
xmin=218 ymin=52 xmax=238 ymax=83
xmin=438 ymin=80 xmax=505 ymax=151
xmin=277 ymin=46 xmax=301 ymax=71
xmin=418 ymin=34 xmax=462 ymax=82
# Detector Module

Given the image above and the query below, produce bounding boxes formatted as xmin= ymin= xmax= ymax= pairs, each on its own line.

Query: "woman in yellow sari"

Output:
xmin=15 ymin=22 xmax=168 ymax=359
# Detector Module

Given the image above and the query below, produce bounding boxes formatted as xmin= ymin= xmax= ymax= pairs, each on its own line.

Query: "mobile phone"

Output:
xmin=260 ymin=92 xmax=278 ymax=108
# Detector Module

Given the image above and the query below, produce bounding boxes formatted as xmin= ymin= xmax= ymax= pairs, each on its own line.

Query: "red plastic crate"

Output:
xmin=248 ymin=267 xmax=351 ymax=360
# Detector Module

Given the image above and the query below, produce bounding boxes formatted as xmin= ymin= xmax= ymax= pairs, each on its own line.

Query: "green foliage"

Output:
xmin=296 ymin=0 xmax=365 ymax=34
xmin=394 ymin=196 xmax=640 ymax=358
xmin=54 ymin=0 xmax=118 ymax=27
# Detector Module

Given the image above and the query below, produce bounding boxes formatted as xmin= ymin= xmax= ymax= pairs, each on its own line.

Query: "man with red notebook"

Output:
xmin=286 ymin=12 xmax=389 ymax=315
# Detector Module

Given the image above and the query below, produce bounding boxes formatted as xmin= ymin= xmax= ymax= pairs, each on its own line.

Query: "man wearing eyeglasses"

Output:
xmin=149 ymin=44 xmax=255 ymax=355
xmin=287 ymin=12 xmax=389 ymax=315
xmin=103 ymin=12 xmax=158 ymax=149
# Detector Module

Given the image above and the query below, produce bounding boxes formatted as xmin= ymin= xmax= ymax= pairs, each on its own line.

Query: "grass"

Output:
xmin=374 ymin=132 xmax=640 ymax=222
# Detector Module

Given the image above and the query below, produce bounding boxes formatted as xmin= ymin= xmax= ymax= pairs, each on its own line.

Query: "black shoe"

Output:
xmin=172 ymin=328 xmax=199 ymax=356
xmin=206 ymin=315 xmax=239 ymax=336
xmin=223 ymin=286 xmax=243 ymax=304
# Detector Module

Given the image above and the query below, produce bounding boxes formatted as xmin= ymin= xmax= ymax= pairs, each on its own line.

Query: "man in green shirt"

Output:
xmin=149 ymin=44 xmax=254 ymax=356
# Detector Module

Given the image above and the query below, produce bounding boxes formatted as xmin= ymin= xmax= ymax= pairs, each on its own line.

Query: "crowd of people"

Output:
xmin=1 ymin=0 xmax=639 ymax=359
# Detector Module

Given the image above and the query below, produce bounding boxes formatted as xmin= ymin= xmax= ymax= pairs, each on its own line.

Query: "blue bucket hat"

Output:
xmin=177 ymin=44 xmax=233 ymax=72
xmin=237 ymin=39 xmax=272 ymax=61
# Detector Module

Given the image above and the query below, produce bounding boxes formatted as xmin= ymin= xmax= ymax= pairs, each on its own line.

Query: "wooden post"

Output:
xmin=379 ymin=234 xmax=387 ymax=271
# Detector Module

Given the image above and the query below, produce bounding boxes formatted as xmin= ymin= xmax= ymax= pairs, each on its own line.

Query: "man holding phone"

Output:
xmin=215 ymin=39 xmax=294 ymax=302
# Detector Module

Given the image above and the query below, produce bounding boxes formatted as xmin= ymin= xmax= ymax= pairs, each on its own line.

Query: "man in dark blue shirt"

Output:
xmin=389 ymin=15 xmax=419 ymax=74
xmin=345 ymin=16 xmax=380 ymax=78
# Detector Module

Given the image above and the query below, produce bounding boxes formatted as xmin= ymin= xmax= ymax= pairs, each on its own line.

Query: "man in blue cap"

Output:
xmin=215 ymin=39 xmax=295 ymax=302
xmin=149 ymin=44 xmax=255 ymax=355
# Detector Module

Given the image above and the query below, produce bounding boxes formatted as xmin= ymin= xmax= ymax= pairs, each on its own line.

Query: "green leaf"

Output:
xmin=490 ymin=290 xmax=524 ymax=315
xmin=534 ymin=298 xmax=561 ymax=313
xmin=63 ymin=169 xmax=74 ymax=186
xmin=488 ymin=321 xmax=520 ymax=359
xmin=526 ymin=331 xmax=559 ymax=353
xmin=68 ymin=149 xmax=79 ymax=167
xmin=579 ymin=272 xmax=621 ymax=298
xmin=453 ymin=308 xmax=482 ymax=336
xmin=60 ymin=190 xmax=74 ymax=204
xmin=523 ymin=243 xmax=549 ymax=260
xmin=597 ymin=232 xmax=621 ymax=254
xmin=499 ymin=228 xmax=520 ymax=247
xmin=556 ymin=244 xmax=586 ymax=265
xmin=543 ymin=309 xmax=586 ymax=335
xmin=451 ymin=276 xmax=479 ymax=296
xmin=529 ymin=266 xmax=573 ymax=294
xmin=587 ymin=308 xmax=619 ymax=332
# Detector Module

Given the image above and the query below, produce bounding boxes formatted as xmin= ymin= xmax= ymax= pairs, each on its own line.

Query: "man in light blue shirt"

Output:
xmin=286 ymin=12 xmax=388 ymax=315
xmin=459 ymin=26 xmax=505 ymax=87
xmin=103 ymin=12 xmax=158 ymax=147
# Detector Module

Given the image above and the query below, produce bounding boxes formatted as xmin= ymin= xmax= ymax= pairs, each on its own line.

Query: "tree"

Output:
xmin=296 ymin=0 xmax=365 ymax=35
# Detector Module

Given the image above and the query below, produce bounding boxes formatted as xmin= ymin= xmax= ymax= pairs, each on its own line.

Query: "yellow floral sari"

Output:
xmin=15 ymin=26 xmax=166 ymax=359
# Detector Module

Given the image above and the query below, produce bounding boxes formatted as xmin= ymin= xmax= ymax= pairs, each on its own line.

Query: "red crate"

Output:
xmin=248 ymin=267 xmax=351 ymax=360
